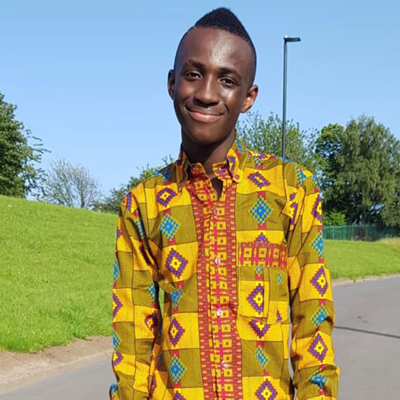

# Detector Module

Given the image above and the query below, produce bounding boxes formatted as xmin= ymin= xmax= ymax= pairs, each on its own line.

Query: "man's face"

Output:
xmin=168 ymin=27 xmax=258 ymax=146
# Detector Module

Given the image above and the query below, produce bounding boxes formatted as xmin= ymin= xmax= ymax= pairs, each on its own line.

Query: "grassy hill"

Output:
xmin=0 ymin=195 xmax=116 ymax=352
xmin=1 ymin=195 xmax=399 ymax=352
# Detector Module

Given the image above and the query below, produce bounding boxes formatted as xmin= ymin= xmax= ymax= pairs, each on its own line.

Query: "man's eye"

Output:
xmin=221 ymin=78 xmax=236 ymax=86
xmin=186 ymin=72 xmax=201 ymax=79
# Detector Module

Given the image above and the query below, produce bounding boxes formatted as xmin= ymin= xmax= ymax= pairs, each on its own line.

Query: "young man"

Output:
xmin=110 ymin=7 xmax=339 ymax=400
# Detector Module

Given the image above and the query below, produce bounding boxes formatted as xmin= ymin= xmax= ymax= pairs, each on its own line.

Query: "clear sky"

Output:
xmin=1 ymin=1 xmax=399 ymax=195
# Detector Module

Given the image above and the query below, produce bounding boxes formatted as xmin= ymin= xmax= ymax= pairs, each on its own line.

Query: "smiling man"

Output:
xmin=110 ymin=7 xmax=339 ymax=400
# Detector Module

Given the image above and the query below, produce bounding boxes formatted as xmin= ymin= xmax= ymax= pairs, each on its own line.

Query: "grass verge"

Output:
xmin=0 ymin=195 xmax=116 ymax=352
xmin=325 ymin=238 xmax=400 ymax=279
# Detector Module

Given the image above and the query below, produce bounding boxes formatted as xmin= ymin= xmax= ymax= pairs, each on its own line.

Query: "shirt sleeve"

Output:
xmin=285 ymin=168 xmax=340 ymax=400
xmin=109 ymin=189 xmax=162 ymax=400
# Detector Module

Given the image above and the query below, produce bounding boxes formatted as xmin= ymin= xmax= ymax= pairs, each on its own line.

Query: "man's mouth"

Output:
xmin=185 ymin=106 xmax=223 ymax=123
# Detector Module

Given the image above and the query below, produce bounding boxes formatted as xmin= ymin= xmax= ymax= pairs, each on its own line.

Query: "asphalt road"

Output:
xmin=1 ymin=276 xmax=399 ymax=400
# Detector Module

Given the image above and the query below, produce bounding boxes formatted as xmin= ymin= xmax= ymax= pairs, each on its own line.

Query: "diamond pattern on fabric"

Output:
xmin=250 ymin=198 xmax=272 ymax=224
xmin=113 ymin=260 xmax=120 ymax=283
xmin=145 ymin=311 xmax=158 ymax=331
xmin=255 ymin=233 xmax=268 ymax=243
xmin=171 ymin=288 xmax=183 ymax=308
xmin=227 ymin=155 xmax=237 ymax=177
xmin=113 ymin=351 xmax=123 ymax=367
xmin=277 ymin=272 xmax=283 ymax=285
xmin=311 ymin=266 xmax=329 ymax=296
xmin=169 ymin=355 xmax=187 ymax=383
xmin=236 ymin=136 xmax=245 ymax=153
xmin=125 ymin=191 xmax=132 ymax=212
xmin=112 ymin=293 xmax=122 ymax=318
xmin=250 ymin=319 xmax=270 ymax=338
xmin=147 ymin=282 xmax=157 ymax=302
xmin=109 ymin=383 xmax=118 ymax=399
xmin=166 ymin=249 xmax=188 ymax=278
xmin=160 ymin=214 xmax=180 ymax=240
xmin=157 ymin=187 xmax=177 ymax=207
xmin=173 ymin=393 xmax=187 ymax=400
xmin=134 ymin=218 xmax=146 ymax=239
xmin=312 ymin=232 xmax=324 ymax=257
xmin=112 ymin=331 xmax=121 ymax=351
xmin=256 ymin=347 xmax=269 ymax=369
xmin=296 ymin=167 xmax=307 ymax=185
xmin=290 ymin=202 xmax=299 ymax=228
xmin=168 ymin=318 xmax=185 ymax=346
xmin=255 ymin=378 xmax=278 ymax=400
xmin=247 ymin=284 xmax=264 ymax=313
xmin=309 ymin=333 xmax=328 ymax=362
xmin=309 ymin=371 xmax=328 ymax=389
xmin=255 ymin=265 xmax=263 ymax=275
xmin=252 ymin=152 xmax=268 ymax=166
xmin=156 ymin=166 xmax=172 ymax=182
xmin=248 ymin=172 xmax=271 ymax=188
xmin=312 ymin=195 xmax=323 ymax=223
xmin=312 ymin=305 xmax=328 ymax=327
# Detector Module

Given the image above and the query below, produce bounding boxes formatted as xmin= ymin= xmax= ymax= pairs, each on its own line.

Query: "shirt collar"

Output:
xmin=175 ymin=131 xmax=248 ymax=192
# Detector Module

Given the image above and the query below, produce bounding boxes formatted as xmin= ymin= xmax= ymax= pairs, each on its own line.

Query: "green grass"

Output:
xmin=1 ymin=195 xmax=399 ymax=352
xmin=325 ymin=238 xmax=400 ymax=279
xmin=378 ymin=237 xmax=400 ymax=250
xmin=0 ymin=195 xmax=116 ymax=352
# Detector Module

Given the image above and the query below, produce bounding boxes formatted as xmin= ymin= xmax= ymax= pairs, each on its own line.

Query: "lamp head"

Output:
xmin=284 ymin=36 xmax=301 ymax=43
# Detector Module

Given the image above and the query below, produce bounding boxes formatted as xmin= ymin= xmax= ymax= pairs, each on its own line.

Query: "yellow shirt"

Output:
xmin=110 ymin=134 xmax=340 ymax=400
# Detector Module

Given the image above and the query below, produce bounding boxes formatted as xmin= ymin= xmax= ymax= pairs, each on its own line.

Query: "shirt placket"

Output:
xmin=202 ymin=176 xmax=233 ymax=400
xmin=188 ymin=162 xmax=243 ymax=400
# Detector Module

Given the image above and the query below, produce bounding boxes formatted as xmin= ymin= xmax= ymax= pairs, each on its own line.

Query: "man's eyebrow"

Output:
xmin=183 ymin=60 xmax=241 ymax=77
xmin=183 ymin=60 xmax=206 ymax=70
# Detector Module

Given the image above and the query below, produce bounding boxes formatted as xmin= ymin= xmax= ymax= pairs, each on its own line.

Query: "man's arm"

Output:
xmin=109 ymin=190 xmax=161 ymax=400
xmin=285 ymin=168 xmax=340 ymax=400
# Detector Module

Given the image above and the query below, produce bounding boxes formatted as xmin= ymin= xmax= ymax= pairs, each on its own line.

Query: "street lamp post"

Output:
xmin=282 ymin=36 xmax=301 ymax=159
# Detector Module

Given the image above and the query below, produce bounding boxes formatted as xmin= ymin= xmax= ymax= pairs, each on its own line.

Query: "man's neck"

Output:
xmin=181 ymin=129 xmax=236 ymax=178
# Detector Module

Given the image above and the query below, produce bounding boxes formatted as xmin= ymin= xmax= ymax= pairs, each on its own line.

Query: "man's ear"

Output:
xmin=240 ymin=84 xmax=259 ymax=113
xmin=167 ymin=69 xmax=175 ymax=100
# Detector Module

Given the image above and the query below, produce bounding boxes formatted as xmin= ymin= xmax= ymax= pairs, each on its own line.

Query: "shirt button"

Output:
xmin=213 ymin=207 xmax=219 ymax=216
xmin=214 ymin=257 xmax=221 ymax=265
xmin=216 ymin=308 xmax=222 ymax=317
xmin=221 ymin=360 xmax=229 ymax=369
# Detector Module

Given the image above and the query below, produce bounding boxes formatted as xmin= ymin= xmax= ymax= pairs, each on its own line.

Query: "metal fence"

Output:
xmin=323 ymin=224 xmax=399 ymax=241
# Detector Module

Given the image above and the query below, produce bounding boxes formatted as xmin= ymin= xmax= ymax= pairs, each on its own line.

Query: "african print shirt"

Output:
xmin=110 ymin=133 xmax=340 ymax=400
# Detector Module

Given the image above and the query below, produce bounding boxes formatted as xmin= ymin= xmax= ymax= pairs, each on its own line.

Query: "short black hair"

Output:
xmin=174 ymin=7 xmax=257 ymax=84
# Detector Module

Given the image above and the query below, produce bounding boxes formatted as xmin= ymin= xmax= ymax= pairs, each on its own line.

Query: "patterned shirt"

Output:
xmin=110 ymin=133 xmax=340 ymax=400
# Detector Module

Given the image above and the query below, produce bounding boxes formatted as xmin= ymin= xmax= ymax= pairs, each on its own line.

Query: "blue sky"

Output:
xmin=1 ymin=1 xmax=399 ymax=195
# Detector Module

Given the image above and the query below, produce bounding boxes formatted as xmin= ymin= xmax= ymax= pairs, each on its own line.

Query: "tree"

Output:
xmin=0 ymin=91 xmax=47 ymax=197
xmin=323 ymin=211 xmax=347 ymax=226
xmin=381 ymin=190 xmax=400 ymax=229
xmin=314 ymin=123 xmax=343 ymax=193
xmin=95 ymin=156 xmax=174 ymax=214
xmin=316 ymin=115 xmax=400 ymax=225
xmin=40 ymin=159 xmax=102 ymax=209
xmin=236 ymin=111 xmax=319 ymax=172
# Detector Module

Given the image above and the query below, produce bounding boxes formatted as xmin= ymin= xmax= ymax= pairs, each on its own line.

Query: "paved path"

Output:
xmin=332 ymin=276 xmax=400 ymax=400
xmin=1 ymin=276 xmax=399 ymax=400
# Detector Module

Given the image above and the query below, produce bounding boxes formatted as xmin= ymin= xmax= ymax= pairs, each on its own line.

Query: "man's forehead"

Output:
xmin=176 ymin=27 xmax=253 ymax=71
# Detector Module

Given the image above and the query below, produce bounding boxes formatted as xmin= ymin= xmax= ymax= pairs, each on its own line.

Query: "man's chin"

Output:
xmin=182 ymin=125 xmax=229 ymax=146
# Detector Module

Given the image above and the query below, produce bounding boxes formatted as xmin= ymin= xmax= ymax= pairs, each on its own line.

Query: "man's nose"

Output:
xmin=193 ymin=76 xmax=219 ymax=106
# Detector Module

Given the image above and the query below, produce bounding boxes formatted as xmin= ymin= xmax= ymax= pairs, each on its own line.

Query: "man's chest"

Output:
xmin=146 ymin=177 xmax=290 ymax=286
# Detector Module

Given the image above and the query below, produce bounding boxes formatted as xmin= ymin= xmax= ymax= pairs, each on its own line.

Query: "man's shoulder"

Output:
xmin=244 ymin=148 xmax=315 ymax=188
xmin=121 ymin=161 xmax=179 ymax=207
